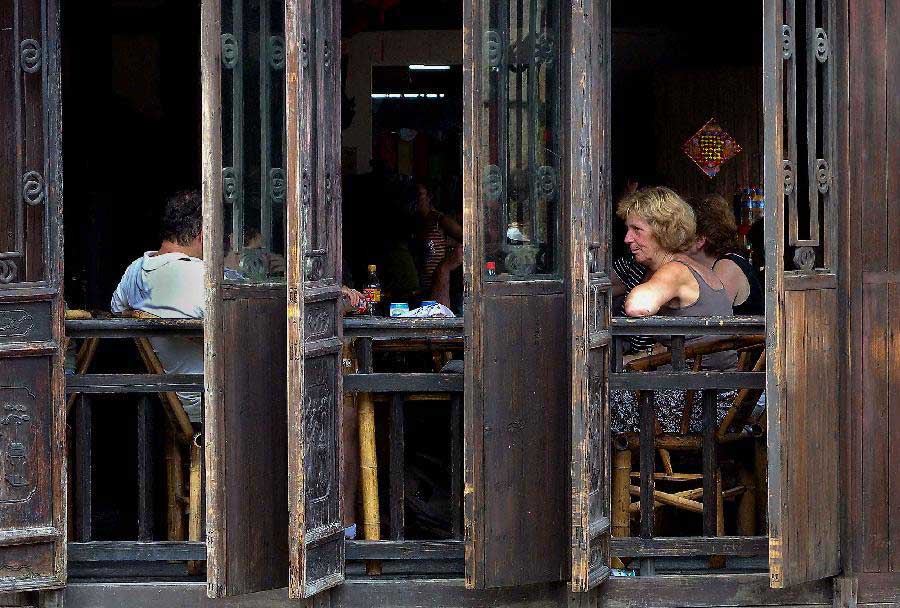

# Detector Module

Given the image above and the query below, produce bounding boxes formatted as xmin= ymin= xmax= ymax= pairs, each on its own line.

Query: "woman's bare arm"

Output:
xmin=624 ymin=263 xmax=691 ymax=317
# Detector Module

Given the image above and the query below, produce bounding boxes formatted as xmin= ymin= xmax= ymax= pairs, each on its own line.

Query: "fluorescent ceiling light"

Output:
xmin=409 ymin=64 xmax=451 ymax=71
xmin=371 ymin=92 xmax=447 ymax=99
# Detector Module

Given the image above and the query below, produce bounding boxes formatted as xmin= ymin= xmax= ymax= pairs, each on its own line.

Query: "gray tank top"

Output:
xmin=661 ymin=260 xmax=733 ymax=317
xmin=661 ymin=261 xmax=736 ymax=370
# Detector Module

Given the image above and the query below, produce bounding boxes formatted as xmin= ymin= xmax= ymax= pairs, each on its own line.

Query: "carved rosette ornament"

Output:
xmin=483 ymin=165 xmax=503 ymax=201
xmin=221 ymin=33 xmax=238 ymax=68
xmin=301 ymin=169 xmax=311 ymax=207
xmin=793 ymin=246 xmax=816 ymax=271
xmin=781 ymin=24 xmax=794 ymax=60
xmin=782 ymin=160 xmax=795 ymax=194
xmin=269 ymin=168 xmax=286 ymax=203
xmin=485 ymin=31 xmax=502 ymax=68
xmin=22 ymin=171 xmax=45 ymax=206
xmin=0 ymin=260 xmax=17 ymax=284
xmin=814 ymin=28 xmax=830 ymax=62
xmin=535 ymin=165 xmax=557 ymax=199
xmin=20 ymin=39 xmax=41 ymax=73
xmin=533 ymin=33 xmax=553 ymax=65
xmin=815 ymin=159 xmax=830 ymax=193
xmin=300 ymin=37 xmax=310 ymax=69
xmin=268 ymin=36 xmax=285 ymax=70
xmin=222 ymin=167 xmax=238 ymax=201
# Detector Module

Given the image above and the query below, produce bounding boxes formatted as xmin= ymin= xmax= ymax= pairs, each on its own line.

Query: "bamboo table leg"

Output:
xmin=358 ymin=391 xmax=381 ymax=574
xmin=611 ymin=448 xmax=632 ymax=569
xmin=187 ymin=434 xmax=203 ymax=575
xmin=165 ymin=432 xmax=185 ymax=541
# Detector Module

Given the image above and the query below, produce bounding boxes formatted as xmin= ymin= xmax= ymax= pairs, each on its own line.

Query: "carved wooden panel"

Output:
xmin=0 ymin=0 xmax=65 ymax=594
xmin=285 ymin=0 xmax=345 ymax=599
xmin=0 ymin=302 xmax=50 ymax=343
xmin=304 ymin=301 xmax=335 ymax=342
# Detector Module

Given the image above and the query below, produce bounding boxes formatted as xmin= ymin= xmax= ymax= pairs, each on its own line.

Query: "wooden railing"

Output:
xmin=65 ymin=316 xmax=768 ymax=577
xmin=608 ymin=316 xmax=768 ymax=575
xmin=64 ymin=317 xmax=465 ymax=577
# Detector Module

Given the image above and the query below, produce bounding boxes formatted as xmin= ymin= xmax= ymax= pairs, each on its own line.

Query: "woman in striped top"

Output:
xmin=414 ymin=181 xmax=463 ymax=306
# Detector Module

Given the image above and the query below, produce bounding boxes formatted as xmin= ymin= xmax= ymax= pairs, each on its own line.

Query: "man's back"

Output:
xmin=111 ymin=251 xmax=205 ymax=421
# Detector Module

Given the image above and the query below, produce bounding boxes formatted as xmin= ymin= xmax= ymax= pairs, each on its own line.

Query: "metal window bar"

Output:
xmin=221 ymin=0 xmax=245 ymax=253
xmin=259 ymin=0 xmax=272 ymax=251
xmin=784 ymin=0 xmax=835 ymax=271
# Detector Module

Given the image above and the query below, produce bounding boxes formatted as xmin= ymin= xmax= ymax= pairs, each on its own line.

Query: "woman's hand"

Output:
xmin=341 ymin=286 xmax=365 ymax=315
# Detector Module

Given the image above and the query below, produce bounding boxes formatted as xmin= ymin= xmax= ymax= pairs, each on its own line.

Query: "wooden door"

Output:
xmin=202 ymin=0 xmax=291 ymax=597
xmin=464 ymin=0 xmax=609 ymax=589
xmin=763 ymin=0 xmax=843 ymax=588
xmin=285 ymin=0 xmax=346 ymax=599
xmin=0 ymin=0 xmax=67 ymax=592
xmin=568 ymin=0 xmax=611 ymax=593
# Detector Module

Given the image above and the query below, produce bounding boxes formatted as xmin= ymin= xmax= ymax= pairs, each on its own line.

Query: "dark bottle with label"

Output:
xmin=363 ymin=264 xmax=382 ymax=316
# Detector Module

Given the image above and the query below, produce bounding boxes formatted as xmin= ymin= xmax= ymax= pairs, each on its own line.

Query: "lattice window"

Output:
xmin=781 ymin=0 xmax=836 ymax=272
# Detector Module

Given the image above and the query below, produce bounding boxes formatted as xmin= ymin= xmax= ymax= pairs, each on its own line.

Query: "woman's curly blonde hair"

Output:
xmin=616 ymin=186 xmax=696 ymax=253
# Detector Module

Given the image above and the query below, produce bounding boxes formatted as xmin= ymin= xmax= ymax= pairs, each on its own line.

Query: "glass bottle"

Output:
xmin=364 ymin=264 xmax=382 ymax=316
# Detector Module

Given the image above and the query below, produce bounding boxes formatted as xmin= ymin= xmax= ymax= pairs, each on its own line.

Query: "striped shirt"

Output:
xmin=612 ymin=253 xmax=655 ymax=352
xmin=420 ymin=221 xmax=447 ymax=289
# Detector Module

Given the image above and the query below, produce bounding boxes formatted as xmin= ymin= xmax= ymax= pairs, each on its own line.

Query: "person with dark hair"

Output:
xmin=687 ymin=194 xmax=764 ymax=315
xmin=414 ymin=181 xmax=463 ymax=307
xmin=111 ymin=190 xmax=206 ymax=421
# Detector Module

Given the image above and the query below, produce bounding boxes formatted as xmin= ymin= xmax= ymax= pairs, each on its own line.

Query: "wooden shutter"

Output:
xmin=285 ymin=0 xmax=345 ymax=598
xmin=202 ymin=0 xmax=291 ymax=596
xmin=0 ymin=0 xmax=66 ymax=592
xmin=763 ymin=0 xmax=843 ymax=588
xmin=568 ymin=0 xmax=611 ymax=593
xmin=463 ymin=0 xmax=582 ymax=589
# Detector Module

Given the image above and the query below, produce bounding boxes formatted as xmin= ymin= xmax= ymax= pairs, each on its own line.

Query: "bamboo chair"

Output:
xmin=612 ymin=334 xmax=766 ymax=539
xmin=64 ymin=308 xmax=202 ymax=545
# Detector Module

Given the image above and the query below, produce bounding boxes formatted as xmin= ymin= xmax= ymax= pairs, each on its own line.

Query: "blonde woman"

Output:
xmin=619 ymin=186 xmax=732 ymax=319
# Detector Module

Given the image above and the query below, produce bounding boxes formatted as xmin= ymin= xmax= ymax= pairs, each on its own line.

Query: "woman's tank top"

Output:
xmin=660 ymin=260 xmax=736 ymax=370
xmin=661 ymin=260 xmax=733 ymax=317
xmin=717 ymin=252 xmax=764 ymax=315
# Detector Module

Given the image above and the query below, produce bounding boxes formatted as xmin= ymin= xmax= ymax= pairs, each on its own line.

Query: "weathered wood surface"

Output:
xmin=344 ymin=373 xmax=462 ymax=393
xmin=65 ymin=318 xmax=203 ymax=337
xmin=201 ymin=6 xmax=294 ymax=591
xmin=200 ymin=0 xmax=226 ymax=597
xmin=846 ymin=0 xmax=900 ymax=577
xmin=478 ymin=295 xmax=570 ymax=588
xmin=763 ymin=0 xmax=843 ymax=589
xmin=568 ymin=0 xmax=612 ymax=591
xmin=610 ymin=316 xmax=765 ymax=336
xmin=610 ymin=536 xmax=768 ymax=558
xmin=285 ymin=0 xmax=346 ymax=597
xmin=61 ymin=575 xmax=837 ymax=608
xmin=0 ymin=0 xmax=66 ymax=592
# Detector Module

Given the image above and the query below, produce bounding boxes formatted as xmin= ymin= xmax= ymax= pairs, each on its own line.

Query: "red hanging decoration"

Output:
xmin=682 ymin=118 xmax=742 ymax=178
